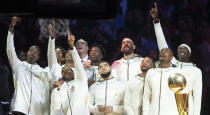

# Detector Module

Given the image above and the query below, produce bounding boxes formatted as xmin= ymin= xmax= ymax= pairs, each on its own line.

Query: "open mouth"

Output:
xmin=123 ymin=45 xmax=130 ymax=50
xmin=78 ymin=47 xmax=83 ymax=49
xmin=179 ymin=52 xmax=185 ymax=56
xmin=91 ymin=55 xmax=96 ymax=58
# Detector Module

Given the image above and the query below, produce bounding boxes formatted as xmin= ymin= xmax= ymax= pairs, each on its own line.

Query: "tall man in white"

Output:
xmin=150 ymin=2 xmax=202 ymax=115
xmin=50 ymin=32 xmax=89 ymax=115
xmin=143 ymin=48 xmax=182 ymax=115
xmin=124 ymin=57 xmax=154 ymax=115
xmin=112 ymin=38 xmax=143 ymax=83
xmin=6 ymin=17 xmax=50 ymax=115
xmin=89 ymin=61 xmax=125 ymax=115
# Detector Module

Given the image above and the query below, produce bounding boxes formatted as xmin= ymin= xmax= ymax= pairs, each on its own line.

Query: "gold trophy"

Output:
xmin=168 ymin=73 xmax=189 ymax=115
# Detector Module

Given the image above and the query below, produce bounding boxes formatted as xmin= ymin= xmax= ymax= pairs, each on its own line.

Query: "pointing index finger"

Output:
xmin=154 ymin=2 xmax=157 ymax=12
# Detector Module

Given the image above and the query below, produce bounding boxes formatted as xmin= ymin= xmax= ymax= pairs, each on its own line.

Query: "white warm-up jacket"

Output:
xmin=142 ymin=67 xmax=182 ymax=115
xmin=50 ymin=47 xmax=89 ymax=115
xmin=153 ymin=22 xmax=202 ymax=115
xmin=89 ymin=78 xmax=125 ymax=115
xmin=6 ymin=31 xmax=51 ymax=115
xmin=124 ymin=75 xmax=145 ymax=115
xmin=112 ymin=56 xmax=143 ymax=83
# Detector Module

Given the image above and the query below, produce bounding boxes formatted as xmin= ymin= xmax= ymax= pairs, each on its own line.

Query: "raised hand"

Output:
xmin=150 ymin=2 xmax=158 ymax=19
xmin=67 ymin=31 xmax=75 ymax=48
xmin=48 ymin=20 xmax=56 ymax=38
xmin=53 ymin=80 xmax=62 ymax=89
xmin=9 ymin=16 xmax=21 ymax=31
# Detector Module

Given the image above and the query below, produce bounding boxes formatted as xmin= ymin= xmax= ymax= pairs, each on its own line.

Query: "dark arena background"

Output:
xmin=0 ymin=0 xmax=210 ymax=114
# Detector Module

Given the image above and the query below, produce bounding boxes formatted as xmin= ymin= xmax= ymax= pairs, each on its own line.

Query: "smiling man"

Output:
xmin=76 ymin=39 xmax=89 ymax=64
xmin=150 ymin=2 xmax=202 ymax=115
xmin=112 ymin=38 xmax=143 ymax=84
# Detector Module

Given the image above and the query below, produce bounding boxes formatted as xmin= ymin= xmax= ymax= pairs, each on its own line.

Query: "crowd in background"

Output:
xmin=0 ymin=0 xmax=210 ymax=114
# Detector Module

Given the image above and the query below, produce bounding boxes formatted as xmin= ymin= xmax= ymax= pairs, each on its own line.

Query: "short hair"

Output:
xmin=76 ymin=39 xmax=88 ymax=47
xmin=167 ymin=48 xmax=174 ymax=57
xmin=29 ymin=45 xmax=41 ymax=54
xmin=55 ymin=46 xmax=66 ymax=57
xmin=144 ymin=56 xmax=155 ymax=68
xmin=90 ymin=44 xmax=106 ymax=57
xmin=98 ymin=61 xmax=111 ymax=69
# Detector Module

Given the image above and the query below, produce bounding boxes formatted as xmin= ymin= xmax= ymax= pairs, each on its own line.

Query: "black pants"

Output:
xmin=13 ymin=111 xmax=26 ymax=115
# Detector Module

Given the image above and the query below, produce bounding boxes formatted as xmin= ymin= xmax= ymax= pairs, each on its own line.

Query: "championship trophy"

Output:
xmin=168 ymin=73 xmax=189 ymax=115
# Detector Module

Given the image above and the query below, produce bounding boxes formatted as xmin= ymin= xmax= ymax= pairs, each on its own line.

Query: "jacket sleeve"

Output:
xmin=6 ymin=31 xmax=21 ymax=73
xmin=48 ymin=37 xmax=58 ymax=70
xmin=154 ymin=22 xmax=168 ymax=51
xmin=88 ymin=84 xmax=100 ymax=113
xmin=193 ymin=69 xmax=202 ymax=115
xmin=142 ymin=71 xmax=152 ymax=115
xmin=154 ymin=22 xmax=178 ymax=65
xmin=71 ymin=47 xmax=87 ymax=82
xmin=123 ymin=86 xmax=134 ymax=115
xmin=112 ymin=83 xmax=126 ymax=114
xmin=50 ymin=89 xmax=62 ymax=115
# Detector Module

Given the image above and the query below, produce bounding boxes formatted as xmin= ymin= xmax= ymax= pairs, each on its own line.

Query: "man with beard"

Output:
xmin=124 ymin=57 xmax=154 ymax=115
xmin=50 ymin=32 xmax=89 ymax=115
xmin=150 ymin=2 xmax=202 ymax=115
xmin=6 ymin=17 xmax=50 ymax=115
xmin=143 ymin=48 xmax=182 ymax=115
xmin=112 ymin=38 xmax=143 ymax=83
xmin=89 ymin=61 xmax=125 ymax=115
xmin=84 ymin=44 xmax=105 ymax=87
xmin=75 ymin=39 xmax=89 ymax=64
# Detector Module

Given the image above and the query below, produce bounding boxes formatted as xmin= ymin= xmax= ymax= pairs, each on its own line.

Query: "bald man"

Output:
xmin=143 ymin=48 xmax=183 ymax=115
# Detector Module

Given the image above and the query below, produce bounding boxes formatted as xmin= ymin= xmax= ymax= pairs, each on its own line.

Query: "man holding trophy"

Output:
xmin=149 ymin=2 xmax=202 ymax=115
xmin=143 ymin=48 xmax=187 ymax=115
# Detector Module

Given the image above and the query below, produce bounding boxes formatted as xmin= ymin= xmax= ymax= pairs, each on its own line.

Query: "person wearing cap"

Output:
xmin=150 ymin=2 xmax=202 ymax=115
xmin=50 ymin=33 xmax=89 ymax=115
xmin=75 ymin=39 xmax=89 ymax=64
xmin=111 ymin=37 xmax=143 ymax=84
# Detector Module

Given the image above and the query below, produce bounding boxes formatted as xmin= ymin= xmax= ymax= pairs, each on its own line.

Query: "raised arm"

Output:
xmin=47 ymin=21 xmax=58 ymax=69
xmin=6 ymin=17 xmax=21 ymax=72
xmin=150 ymin=2 xmax=168 ymax=51
xmin=193 ymin=69 xmax=202 ymax=115
xmin=68 ymin=32 xmax=87 ymax=82
xmin=150 ymin=2 xmax=177 ymax=65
